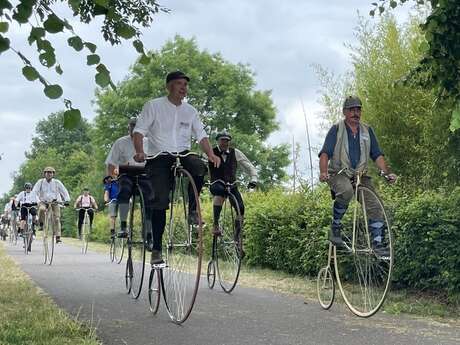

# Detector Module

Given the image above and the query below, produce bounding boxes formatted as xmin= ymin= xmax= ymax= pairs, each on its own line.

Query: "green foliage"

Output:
xmin=371 ymin=1 xmax=460 ymax=131
xmin=1 ymin=0 xmax=168 ymax=128
xmin=93 ymin=36 xmax=290 ymax=187
xmin=391 ymin=188 xmax=460 ymax=295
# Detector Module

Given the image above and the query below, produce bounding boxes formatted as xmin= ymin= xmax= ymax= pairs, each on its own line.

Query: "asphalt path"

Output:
xmin=5 ymin=240 xmax=460 ymax=345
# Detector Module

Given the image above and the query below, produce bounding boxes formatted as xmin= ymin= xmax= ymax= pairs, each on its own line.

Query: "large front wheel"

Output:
xmin=81 ymin=213 xmax=89 ymax=254
xmin=215 ymin=193 xmax=242 ymax=293
xmin=162 ymin=168 xmax=203 ymax=324
xmin=334 ymin=185 xmax=393 ymax=317
xmin=43 ymin=211 xmax=55 ymax=265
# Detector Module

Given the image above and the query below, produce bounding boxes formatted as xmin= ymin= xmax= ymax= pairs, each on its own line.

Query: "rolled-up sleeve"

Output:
xmin=134 ymin=101 xmax=155 ymax=136
xmin=318 ymin=125 xmax=337 ymax=158
xmin=105 ymin=141 xmax=119 ymax=166
xmin=191 ymin=112 xmax=208 ymax=143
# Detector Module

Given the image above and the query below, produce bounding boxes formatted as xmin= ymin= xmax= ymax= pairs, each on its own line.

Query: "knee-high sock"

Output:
xmin=213 ymin=205 xmax=222 ymax=226
xmin=151 ymin=209 xmax=166 ymax=251
xmin=332 ymin=201 xmax=348 ymax=227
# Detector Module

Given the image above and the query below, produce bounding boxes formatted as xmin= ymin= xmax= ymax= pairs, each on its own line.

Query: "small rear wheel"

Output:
xmin=148 ymin=269 xmax=161 ymax=314
xmin=317 ymin=267 xmax=335 ymax=310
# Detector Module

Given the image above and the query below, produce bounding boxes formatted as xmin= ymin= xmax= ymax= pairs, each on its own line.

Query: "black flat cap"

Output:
xmin=166 ymin=70 xmax=190 ymax=83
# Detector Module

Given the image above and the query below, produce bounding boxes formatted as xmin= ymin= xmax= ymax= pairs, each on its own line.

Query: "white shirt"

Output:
xmin=105 ymin=135 xmax=148 ymax=167
xmin=134 ymin=96 xmax=208 ymax=155
xmin=219 ymin=147 xmax=259 ymax=182
xmin=16 ymin=191 xmax=39 ymax=205
xmin=32 ymin=178 xmax=71 ymax=203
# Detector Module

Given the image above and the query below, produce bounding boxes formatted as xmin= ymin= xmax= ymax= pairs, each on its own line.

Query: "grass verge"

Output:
xmin=0 ymin=243 xmax=101 ymax=345
xmin=63 ymin=237 xmax=460 ymax=320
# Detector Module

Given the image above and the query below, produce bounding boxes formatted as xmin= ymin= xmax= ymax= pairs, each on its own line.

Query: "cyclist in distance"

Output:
xmin=103 ymin=175 xmax=119 ymax=238
xmin=318 ymin=96 xmax=396 ymax=256
xmin=16 ymin=183 xmax=39 ymax=237
xmin=74 ymin=187 xmax=98 ymax=239
xmin=133 ymin=70 xmax=221 ymax=263
xmin=208 ymin=131 xmax=258 ymax=255
xmin=32 ymin=167 xmax=71 ymax=244
xmin=105 ymin=117 xmax=154 ymax=239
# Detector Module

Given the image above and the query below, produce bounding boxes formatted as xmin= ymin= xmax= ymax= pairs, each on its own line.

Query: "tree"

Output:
xmin=28 ymin=111 xmax=92 ymax=158
xmin=93 ymin=36 xmax=290 ymax=188
xmin=0 ymin=0 xmax=167 ymax=127
xmin=316 ymin=14 xmax=460 ymax=188
xmin=371 ymin=0 xmax=460 ymax=131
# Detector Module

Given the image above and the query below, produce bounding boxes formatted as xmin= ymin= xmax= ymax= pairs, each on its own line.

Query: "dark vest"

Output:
xmin=209 ymin=147 xmax=237 ymax=183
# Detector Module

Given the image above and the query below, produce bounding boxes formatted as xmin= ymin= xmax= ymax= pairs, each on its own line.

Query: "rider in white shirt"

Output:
xmin=16 ymin=182 xmax=39 ymax=236
xmin=32 ymin=166 xmax=71 ymax=244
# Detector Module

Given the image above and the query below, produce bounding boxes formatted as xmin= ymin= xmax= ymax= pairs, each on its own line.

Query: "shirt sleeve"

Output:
xmin=369 ymin=127 xmax=384 ymax=161
xmin=31 ymin=179 xmax=42 ymax=201
xmin=235 ymin=148 xmax=258 ymax=181
xmin=134 ymin=101 xmax=155 ymax=136
xmin=16 ymin=192 xmax=23 ymax=205
xmin=191 ymin=110 xmax=208 ymax=143
xmin=56 ymin=180 xmax=71 ymax=202
xmin=318 ymin=125 xmax=338 ymax=158
xmin=105 ymin=140 xmax=121 ymax=166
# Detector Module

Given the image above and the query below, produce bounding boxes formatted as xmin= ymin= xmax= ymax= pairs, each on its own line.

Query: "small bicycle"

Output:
xmin=42 ymin=201 xmax=65 ymax=265
xmin=107 ymin=199 xmax=126 ymax=264
xmin=317 ymin=170 xmax=393 ymax=317
xmin=206 ymin=180 xmax=243 ymax=294
xmin=75 ymin=207 xmax=96 ymax=254
xmin=22 ymin=205 xmax=37 ymax=254
xmin=147 ymin=151 xmax=204 ymax=324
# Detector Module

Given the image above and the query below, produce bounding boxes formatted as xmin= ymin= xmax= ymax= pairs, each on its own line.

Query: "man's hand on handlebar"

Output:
xmin=208 ymin=153 xmax=221 ymax=168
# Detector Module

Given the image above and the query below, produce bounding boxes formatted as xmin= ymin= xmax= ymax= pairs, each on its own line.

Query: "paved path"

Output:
xmin=5 ymin=241 xmax=460 ymax=345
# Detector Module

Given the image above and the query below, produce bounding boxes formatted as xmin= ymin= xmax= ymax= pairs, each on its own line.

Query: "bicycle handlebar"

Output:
xmin=146 ymin=151 xmax=199 ymax=160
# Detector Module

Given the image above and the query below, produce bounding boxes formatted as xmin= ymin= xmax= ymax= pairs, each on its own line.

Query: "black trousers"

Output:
xmin=210 ymin=181 xmax=245 ymax=216
xmin=78 ymin=208 xmax=94 ymax=235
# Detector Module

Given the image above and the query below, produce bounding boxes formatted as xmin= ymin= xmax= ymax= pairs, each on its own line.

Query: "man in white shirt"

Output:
xmin=32 ymin=166 xmax=71 ymax=243
xmin=209 ymin=131 xmax=258 ymax=256
xmin=74 ymin=187 xmax=98 ymax=238
xmin=16 ymin=182 xmax=39 ymax=236
xmin=105 ymin=117 xmax=154 ymax=238
xmin=133 ymin=70 xmax=221 ymax=263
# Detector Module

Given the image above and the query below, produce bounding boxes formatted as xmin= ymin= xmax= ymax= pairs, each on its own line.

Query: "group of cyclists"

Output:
xmin=2 ymin=70 xmax=396 ymax=271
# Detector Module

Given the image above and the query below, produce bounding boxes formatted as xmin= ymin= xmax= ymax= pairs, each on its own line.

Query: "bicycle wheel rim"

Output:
xmin=207 ymin=259 xmax=216 ymax=289
xmin=216 ymin=194 xmax=242 ymax=293
xmin=125 ymin=258 xmax=132 ymax=293
xmin=110 ymin=238 xmax=115 ymax=262
xmin=82 ymin=217 xmax=89 ymax=254
xmin=317 ymin=267 xmax=335 ymax=310
xmin=334 ymin=186 xmax=393 ymax=317
xmin=162 ymin=169 xmax=203 ymax=324
xmin=148 ymin=269 xmax=161 ymax=314
xmin=114 ymin=237 xmax=126 ymax=264
xmin=129 ymin=192 xmax=146 ymax=299
xmin=43 ymin=218 xmax=49 ymax=264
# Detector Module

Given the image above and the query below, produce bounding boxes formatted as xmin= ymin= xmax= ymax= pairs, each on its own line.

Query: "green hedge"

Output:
xmin=81 ymin=185 xmax=460 ymax=296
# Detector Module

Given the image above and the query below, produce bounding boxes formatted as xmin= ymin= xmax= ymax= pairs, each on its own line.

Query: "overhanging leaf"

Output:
xmin=138 ymin=54 xmax=150 ymax=65
xmin=115 ymin=23 xmax=136 ymax=39
xmin=12 ymin=3 xmax=33 ymax=24
xmin=22 ymin=65 xmax=39 ymax=81
xmin=0 ymin=0 xmax=13 ymax=11
xmin=94 ymin=0 xmax=109 ymax=7
xmin=44 ymin=14 xmax=64 ymax=34
xmin=68 ymin=36 xmax=83 ymax=51
xmin=28 ymin=27 xmax=46 ymax=45
xmin=95 ymin=71 xmax=111 ymax=87
xmin=55 ymin=64 xmax=63 ymax=75
xmin=133 ymin=39 xmax=144 ymax=54
xmin=84 ymin=42 xmax=97 ymax=53
xmin=44 ymin=84 xmax=63 ymax=99
xmin=0 ymin=22 xmax=8 ymax=33
xmin=39 ymin=51 xmax=56 ymax=67
xmin=63 ymin=109 xmax=82 ymax=129
xmin=87 ymin=54 xmax=100 ymax=65
xmin=0 ymin=34 xmax=10 ymax=54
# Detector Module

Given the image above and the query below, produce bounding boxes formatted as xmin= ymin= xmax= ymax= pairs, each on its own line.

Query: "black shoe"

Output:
xmin=117 ymin=229 xmax=128 ymax=238
xmin=110 ymin=229 xmax=115 ymax=239
xmin=329 ymin=223 xmax=344 ymax=247
xmin=373 ymin=242 xmax=390 ymax=259
xmin=56 ymin=236 xmax=62 ymax=244
xmin=151 ymin=250 xmax=164 ymax=264
xmin=188 ymin=211 xmax=200 ymax=226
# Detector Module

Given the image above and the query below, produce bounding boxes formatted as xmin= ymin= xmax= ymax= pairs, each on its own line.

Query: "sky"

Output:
xmin=0 ymin=1 xmax=414 ymax=196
